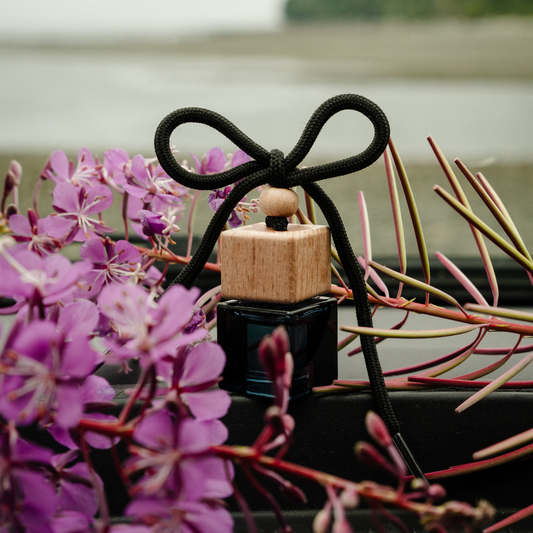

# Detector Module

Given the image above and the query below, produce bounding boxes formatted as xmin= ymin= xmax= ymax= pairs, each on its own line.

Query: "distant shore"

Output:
xmin=1 ymin=17 xmax=532 ymax=79
xmin=2 ymin=17 xmax=533 ymax=257
xmin=3 ymin=152 xmax=533 ymax=258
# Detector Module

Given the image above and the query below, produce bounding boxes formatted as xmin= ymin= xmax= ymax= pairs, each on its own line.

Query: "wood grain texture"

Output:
xmin=221 ymin=222 xmax=331 ymax=304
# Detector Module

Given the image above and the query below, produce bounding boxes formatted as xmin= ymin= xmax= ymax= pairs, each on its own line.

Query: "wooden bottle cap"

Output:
xmin=259 ymin=187 xmax=299 ymax=218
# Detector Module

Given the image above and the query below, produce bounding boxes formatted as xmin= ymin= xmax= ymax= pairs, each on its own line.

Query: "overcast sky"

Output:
xmin=0 ymin=0 xmax=285 ymax=41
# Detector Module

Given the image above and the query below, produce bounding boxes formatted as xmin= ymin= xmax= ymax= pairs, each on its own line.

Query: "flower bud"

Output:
xmin=280 ymin=481 xmax=307 ymax=504
xmin=313 ymin=508 xmax=331 ymax=533
xmin=354 ymin=441 xmax=398 ymax=477
xmin=339 ymin=484 xmax=360 ymax=509
xmin=138 ymin=210 xmax=166 ymax=237
xmin=365 ymin=411 xmax=392 ymax=447
xmin=426 ymin=483 xmax=446 ymax=501
xmin=5 ymin=204 xmax=18 ymax=218
xmin=332 ymin=518 xmax=354 ymax=533
xmin=258 ymin=326 xmax=289 ymax=382
xmin=473 ymin=500 xmax=495 ymax=527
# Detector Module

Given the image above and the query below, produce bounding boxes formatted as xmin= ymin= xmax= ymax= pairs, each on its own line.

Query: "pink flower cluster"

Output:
xmin=0 ymin=150 xmax=242 ymax=532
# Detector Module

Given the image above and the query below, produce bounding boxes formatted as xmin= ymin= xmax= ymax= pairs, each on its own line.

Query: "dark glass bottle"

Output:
xmin=217 ymin=296 xmax=338 ymax=399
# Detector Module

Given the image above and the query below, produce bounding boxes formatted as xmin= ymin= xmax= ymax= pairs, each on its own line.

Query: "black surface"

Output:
xmin=15 ymin=386 xmax=533 ymax=531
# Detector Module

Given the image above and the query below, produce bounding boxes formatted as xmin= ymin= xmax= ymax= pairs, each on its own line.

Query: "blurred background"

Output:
xmin=1 ymin=0 xmax=533 ymax=378
xmin=1 ymin=0 xmax=533 ymax=257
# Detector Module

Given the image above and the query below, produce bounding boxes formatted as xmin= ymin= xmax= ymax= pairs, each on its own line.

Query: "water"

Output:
xmin=0 ymin=0 xmax=285 ymax=41
xmin=1 ymin=47 xmax=533 ymax=163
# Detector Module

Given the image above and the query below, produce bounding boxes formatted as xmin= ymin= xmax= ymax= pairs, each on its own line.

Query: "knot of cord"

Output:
xmin=268 ymin=149 xmax=287 ymax=189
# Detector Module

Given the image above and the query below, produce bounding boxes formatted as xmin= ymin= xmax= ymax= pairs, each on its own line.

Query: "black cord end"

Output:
xmin=265 ymin=216 xmax=289 ymax=231
xmin=393 ymin=433 xmax=428 ymax=485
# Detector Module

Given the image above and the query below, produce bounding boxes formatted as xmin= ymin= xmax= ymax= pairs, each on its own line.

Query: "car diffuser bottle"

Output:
xmin=217 ymin=186 xmax=338 ymax=399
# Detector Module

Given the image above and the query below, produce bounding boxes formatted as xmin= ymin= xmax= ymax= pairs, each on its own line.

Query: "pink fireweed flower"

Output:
xmin=125 ymin=408 xmax=233 ymax=499
xmin=191 ymin=147 xmax=226 ymax=175
xmin=43 ymin=182 xmax=114 ymax=244
xmin=43 ymin=148 xmax=100 ymax=187
xmin=138 ymin=209 xmax=180 ymax=238
xmin=164 ymin=343 xmax=231 ymax=421
xmin=0 ymin=423 xmax=58 ymax=532
xmin=0 ymin=320 xmax=97 ymax=427
xmin=0 ymin=237 xmax=91 ymax=313
xmin=128 ymin=195 xmax=184 ymax=241
xmin=126 ymin=496 xmax=234 ymax=533
xmin=193 ymin=148 xmax=251 ymax=228
xmin=365 ymin=411 xmax=407 ymax=479
xmin=48 ymin=374 xmax=119 ymax=450
xmin=1 ymin=160 xmax=22 ymax=216
xmin=100 ymin=148 xmax=130 ymax=192
xmin=258 ymin=325 xmax=293 ymax=413
xmin=50 ymin=450 xmax=102 ymax=518
xmin=97 ymin=284 xmax=207 ymax=366
xmin=8 ymin=209 xmax=61 ymax=255
xmin=121 ymin=154 xmax=188 ymax=206
xmin=77 ymin=237 xmax=145 ymax=299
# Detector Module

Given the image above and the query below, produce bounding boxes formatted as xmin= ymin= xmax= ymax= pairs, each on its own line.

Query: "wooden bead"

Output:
xmin=259 ymin=187 xmax=299 ymax=218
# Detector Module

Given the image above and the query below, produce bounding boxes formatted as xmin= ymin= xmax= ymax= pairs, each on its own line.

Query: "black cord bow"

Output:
xmin=154 ymin=94 xmax=425 ymax=480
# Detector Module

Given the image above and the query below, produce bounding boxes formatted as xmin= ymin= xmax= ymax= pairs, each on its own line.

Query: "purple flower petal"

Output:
xmin=50 ymin=150 xmax=70 ymax=182
xmin=177 ymin=418 xmax=227 ymax=453
xmin=83 ymin=184 xmax=113 ymax=215
xmin=114 ymin=239 xmax=142 ymax=264
xmin=133 ymin=409 xmax=175 ymax=449
xmin=58 ymin=300 xmax=99 ymax=338
xmin=12 ymin=320 xmax=57 ymax=363
xmin=60 ymin=335 xmax=96 ymax=377
xmin=8 ymin=213 xmax=32 ymax=236
xmin=181 ymin=456 xmax=234 ymax=500
xmin=57 ymin=461 xmax=99 ymax=516
xmin=228 ymin=209 xmax=243 ymax=228
xmin=190 ymin=153 xmax=202 ymax=173
xmin=138 ymin=209 xmax=166 ymax=237
xmin=185 ymin=389 xmax=231 ymax=421
xmin=231 ymin=149 xmax=251 ymax=168
xmin=55 ymin=385 xmax=84 ymax=428
xmin=42 ymin=214 xmax=75 ymax=241
xmin=205 ymin=147 xmax=226 ymax=174
xmin=17 ymin=469 xmax=58 ymax=532
xmin=52 ymin=182 xmax=80 ymax=213
xmin=150 ymin=285 xmax=200 ymax=343
xmin=83 ymin=413 xmax=119 ymax=449
xmin=80 ymin=238 xmax=107 ymax=263
xmin=181 ymin=342 xmax=226 ymax=385
xmin=51 ymin=511 xmax=91 ymax=533
xmin=81 ymin=375 xmax=115 ymax=404
xmin=14 ymin=434 xmax=54 ymax=463
xmin=179 ymin=501 xmax=234 ymax=533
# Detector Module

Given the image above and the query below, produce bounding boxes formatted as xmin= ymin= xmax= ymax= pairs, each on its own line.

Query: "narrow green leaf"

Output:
xmin=428 ymin=137 xmax=499 ymax=306
xmin=384 ymin=148 xmax=406 ymax=277
xmin=455 ymin=351 xmax=533 ymax=413
xmin=464 ymin=303 xmax=533 ymax=323
xmin=474 ymin=427 xmax=533 ymax=460
xmin=435 ymin=252 xmax=489 ymax=307
xmin=455 ymin=159 xmax=532 ymax=262
xmin=358 ymin=191 xmax=371 ymax=280
xmin=484 ymin=503 xmax=533 ymax=533
xmin=369 ymin=260 xmax=467 ymax=313
xmin=388 ymin=139 xmax=430 ymax=297
xmin=434 ymin=186 xmax=533 ymax=274
xmin=340 ymin=323 xmax=481 ymax=339
xmin=304 ymin=190 xmax=317 ymax=224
